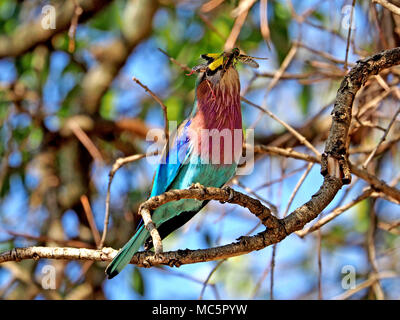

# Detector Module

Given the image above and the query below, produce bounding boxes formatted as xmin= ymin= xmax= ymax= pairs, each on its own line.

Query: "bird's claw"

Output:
xmin=189 ymin=182 xmax=202 ymax=189
xmin=220 ymin=185 xmax=234 ymax=203
xmin=189 ymin=183 xmax=207 ymax=198
xmin=143 ymin=256 xmax=153 ymax=268
xmin=144 ymin=238 xmax=152 ymax=251
xmin=168 ymin=259 xmax=182 ymax=268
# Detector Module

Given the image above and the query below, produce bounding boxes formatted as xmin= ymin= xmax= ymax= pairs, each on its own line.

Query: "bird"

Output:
xmin=105 ymin=48 xmax=261 ymax=279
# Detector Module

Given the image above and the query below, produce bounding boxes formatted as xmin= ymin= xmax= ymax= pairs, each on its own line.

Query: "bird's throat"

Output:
xmin=194 ymin=67 xmax=242 ymax=131
xmin=190 ymin=67 xmax=243 ymax=165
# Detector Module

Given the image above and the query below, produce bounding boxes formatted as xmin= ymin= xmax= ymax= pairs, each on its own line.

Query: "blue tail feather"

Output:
xmin=105 ymin=225 xmax=149 ymax=279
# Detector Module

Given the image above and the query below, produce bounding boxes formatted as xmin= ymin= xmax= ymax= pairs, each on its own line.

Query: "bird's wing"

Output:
xmin=150 ymin=119 xmax=193 ymax=197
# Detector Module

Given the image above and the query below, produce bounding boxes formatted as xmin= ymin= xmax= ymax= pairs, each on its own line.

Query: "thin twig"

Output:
xmin=253 ymin=144 xmax=400 ymax=203
xmin=243 ymin=98 xmax=321 ymax=156
xmin=69 ymin=120 xmax=104 ymax=161
xmin=232 ymin=178 xmax=278 ymax=214
xmin=2 ymin=229 xmax=93 ymax=248
xmin=332 ymin=271 xmax=397 ymax=300
xmin=317 ymin=226 xmax=322 ymax=299
xmin=68 ymin=0 xmax=83 ymax=53
xmin=100 ymin=153 xmax=153 ymax=248
xmin=198 ymin=13 xmax=225 ymax=40
xmin=199 ymin=259 xmax=225 ymax=300
xmin=201 ymin=0 xmax=225 ymax=12
xmin=378 ymin=220 xmax=400 ymax=235
xmin=260 ymin=0 xmax=271 ymax=49
xmin=297 ymin=188 xmax=374 ymax=237
xmin=158 ymin=48 xmax=192 ymax=73
xmin=266 ymin=44 xmax=298 ymax=92
xmin=80 ymin=195 xmax=101 ymax=248
xmin=366 ymin=199 xmax=385 ymax=299
xmin=282 ymin=162 xmax=314 ymax=217
xmin=270 ymin=244 xmax=277 ymax=300
xmin=224 ymin=0 xmax=256 ymax=50
xmin=254 ymin=164 xmax=310 ymax=191
xmin=344 ymin=0 xmax=356 ymax=69
xmin=251 ymin=263 xmax=270 ymax=298
xmin=132 ymin=77 xmax=169 ymax=141
xmin=297 ymin=41 xmax=352 ymax=65
xmin=362 ymin=104 xmax=400 ymax=168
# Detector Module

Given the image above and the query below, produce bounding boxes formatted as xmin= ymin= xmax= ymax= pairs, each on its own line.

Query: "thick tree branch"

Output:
xmin=0 ymin=181 xmax=336 ymax=267
xmin=0 ymin=0 xmax=109 ymax=58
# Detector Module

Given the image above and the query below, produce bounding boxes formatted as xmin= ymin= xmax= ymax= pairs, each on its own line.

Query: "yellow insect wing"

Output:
xmin=208 ymin=56 xmax=224 ymax=71
xmin=204 ymin=53 xmax=221 ymax=59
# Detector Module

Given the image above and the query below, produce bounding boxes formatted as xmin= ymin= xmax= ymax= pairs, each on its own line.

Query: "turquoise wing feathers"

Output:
xmin=106 ymin=119 xmax=194 ymax=279
xmin=151 ymin=119 xmax=192 ymax=197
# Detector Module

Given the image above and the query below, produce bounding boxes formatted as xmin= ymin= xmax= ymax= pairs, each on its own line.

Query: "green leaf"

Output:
xmin=100 ymin=90 xmax=116 ymax=120
xmin=29 ymin=127 xmax=43 ymax=150
xmin=0 ymin=1 xmax=16 ymax=20
xmin=0 ymin=240 xmax=14 ymax=254
xmin=131 ymin=267 xmax=145 ymax=296
xmin=4 ymin=17 xmax=18 ymax=34
xmin=59 ymin=84 xmax=81 ymax=118
xmin=311 ymin=10 xmax=325 ymax=23
xmin=299 ymin=85 xmax=311 ymax=115
xmin=354 ymin=199 xmax=370 ymax=233
xmin=52 ymin=34 xmax=69 ymax=52
xmin=89 ymin=1 xmax=122 ymax=31
xmin=14 ymin=125 xmax=31 ymax=143
xmin=323 ymin=225 xmax=347 ymax=251
xmin=165 ymin=95 xmax=184 ymax=123
xmin=0 ymin=172 xmax=10 ymax=197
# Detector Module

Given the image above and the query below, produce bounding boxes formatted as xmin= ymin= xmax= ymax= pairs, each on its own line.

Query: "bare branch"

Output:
xmin=132 ymin=77 xmax=169 ymax=140
xmin=296 ymin=188 xmax=374 ymax=237
xmin=100 ymin=153 xmax=153 ymax=248
xmin=362 ymin=103 xmax=400 ymax=168
xmin=373 ymin=0 xmax=400 ymax=16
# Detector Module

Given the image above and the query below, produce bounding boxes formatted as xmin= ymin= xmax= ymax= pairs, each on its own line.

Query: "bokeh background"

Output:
xmin=0 ymin=0 xmax=399 ymax=299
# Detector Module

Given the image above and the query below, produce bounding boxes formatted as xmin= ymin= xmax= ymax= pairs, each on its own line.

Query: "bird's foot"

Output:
xmin=168 ymin=259 xmax=182 ymax=268
xmin=220 ymin=185 xmax=234 ymax=203
xmin=189 ymin=183 xmax=207 ymax=198
xmin=144 ymin=238 xmax=152 ymax=251
xmin=141 ymin=250 xmax=163 ymax=268
xmin=142 ymin=256 xmax=153 ymax=268
xmin=189 ymin=182 xmax=202 ymax=189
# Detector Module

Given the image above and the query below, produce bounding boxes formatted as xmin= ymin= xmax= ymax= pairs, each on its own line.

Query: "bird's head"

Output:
xmin=188 ymin=48 xmax=265 ymax=86
xmin=188 ymin=48 xmax=241 ymax=86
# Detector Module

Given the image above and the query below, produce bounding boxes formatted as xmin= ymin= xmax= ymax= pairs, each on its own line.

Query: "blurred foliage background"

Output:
xmin=0 ymin=0 xmax=399 ymax=299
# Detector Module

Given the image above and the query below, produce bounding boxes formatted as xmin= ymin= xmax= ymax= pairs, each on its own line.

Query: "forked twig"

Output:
xmin=99 ymin=153 xmax=156 ymax=248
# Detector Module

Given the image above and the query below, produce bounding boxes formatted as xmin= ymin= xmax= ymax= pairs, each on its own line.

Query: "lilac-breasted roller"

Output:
xmin=106 ymin=48 xmax=258 ymax=279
